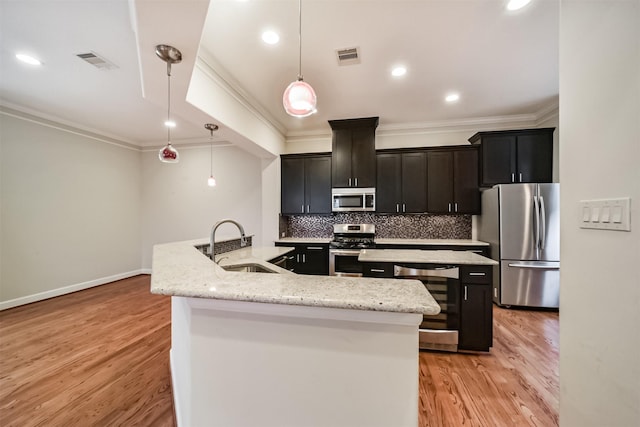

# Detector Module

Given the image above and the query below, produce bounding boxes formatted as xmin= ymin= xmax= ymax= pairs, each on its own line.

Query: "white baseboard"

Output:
xmin=0 ymin=270 xmax=147 ymax=311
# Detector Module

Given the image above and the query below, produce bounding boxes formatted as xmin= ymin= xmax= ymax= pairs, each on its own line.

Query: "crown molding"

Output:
xmin=534 ymin=100 xmax=559 ymax=125
xmin=140 ymin=141 xmax=233 ymax=152
xmin=195 ymin=51 xmax=288 ymax=138
xmin=1 ymin=103 xmax=141 ymax=151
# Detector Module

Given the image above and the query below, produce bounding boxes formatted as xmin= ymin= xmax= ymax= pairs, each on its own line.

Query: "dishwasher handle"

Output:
xmin=394 ymin=265 xmax=459 ymax=280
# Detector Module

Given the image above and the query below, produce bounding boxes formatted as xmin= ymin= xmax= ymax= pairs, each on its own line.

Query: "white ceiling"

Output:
xmin=0 ymin=0 xmax=559 ymax=149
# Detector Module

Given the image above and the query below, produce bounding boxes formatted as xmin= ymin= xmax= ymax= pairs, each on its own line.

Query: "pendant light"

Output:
xmin=283 ymin=0 xmax=317 ymax=117
xmin=204 ymin=123 xmax=218 ymax=187
xmin=156 ymin=44 xmax=182 ymax=163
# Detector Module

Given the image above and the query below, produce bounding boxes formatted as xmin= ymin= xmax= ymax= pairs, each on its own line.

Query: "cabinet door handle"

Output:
xmin=396 ymin=204 xmax=399 ymax=213
xmin=370 ymin=269 xmax=385 ymax=273
xmin=519 ymin=173 xmax=523 ymax=182
xmin=511 ymin=173 xmax=515 ymax=182
xmin=448 ymin=203 xmax=452 ymax=212
xmin=403 ymin=203 xmax=406 ymax=213
xmin=302 ymin=254 xmax=306 ymax=263
xmin=296 ymin=254 xmax=300 ymax=263
xmin=306 ymin=246 xmax=324 ymax=250
xmin=307 ymin=205 xmax=310 ymax=213
xmin=464 ymin=285 xmax=468 ymax=301
xmin=301 ymin=205 xmax=304 ymax=213
xmin=468 ymin=272 xmax=486 ymax=276
xmin=348 ymin=178 xmax=352 ymax=186
xmin=454 ymin=202 xmax=458 ymax=212
xmin=355 ymin=177 xmax=358 ymax=186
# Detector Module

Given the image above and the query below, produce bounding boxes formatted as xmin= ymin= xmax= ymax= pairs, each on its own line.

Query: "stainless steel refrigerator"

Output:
xmin=477 ymin=183 xmax=560 ymax=308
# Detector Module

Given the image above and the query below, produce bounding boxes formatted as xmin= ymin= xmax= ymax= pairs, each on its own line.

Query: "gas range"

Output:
xmin=329 ymin=224 xmax=376 ymax=249
xmin=329 ymin=224 xmax=376 ymax=277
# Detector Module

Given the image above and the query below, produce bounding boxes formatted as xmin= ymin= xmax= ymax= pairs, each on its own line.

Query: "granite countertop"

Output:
xmin=374 ymin=238 xmax=489 ymax=246
xmin=275 ymin=237 xmax=489 ymax=246
xmin=274 ymin=237 xmax=332 ymax=244
xmin=151 ymin=239 xmax=440 ymax=315
xmin=359 ymin=249 xmax=499 ymax=265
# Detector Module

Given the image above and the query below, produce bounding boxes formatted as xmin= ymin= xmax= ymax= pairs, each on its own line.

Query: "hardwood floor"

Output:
xmin=419 ymin=308 xmax=559 ymax=426
xmin=0 ymin=275 xmax=558 ymax=427
xmin=0 ymin=276 xmax=174 ymax=427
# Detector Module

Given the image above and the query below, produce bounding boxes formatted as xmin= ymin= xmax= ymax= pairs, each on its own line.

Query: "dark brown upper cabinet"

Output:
xmin=469 ymin=128 xmax=555 ymax=187
xmin=281 ymin=154 xmax=332 ymax=215
xmin=376 ymin=151 xmax=427 ymax=213
xmin=426 ymin=147 xmax=480 ymax=214
xmin=329 ymin=117 xmax=379 ymax=188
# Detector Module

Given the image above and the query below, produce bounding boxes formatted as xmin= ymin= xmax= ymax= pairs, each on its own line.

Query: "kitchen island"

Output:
xmin=151 ymin=239 xmax=439 ymax=427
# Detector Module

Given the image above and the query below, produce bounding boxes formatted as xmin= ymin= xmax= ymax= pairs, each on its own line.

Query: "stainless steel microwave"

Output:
xmin=332 ymin=188 xmax=375 ymax=212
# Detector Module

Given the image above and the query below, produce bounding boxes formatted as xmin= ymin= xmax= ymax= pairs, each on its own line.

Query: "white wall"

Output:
xmin=140 ymin=145 xmax=263 ymax=269
xmin=537 ymin=112 xmax=560 ymax=182
xmin=260 ymin=157 xmax=281 ymax=246
xmin=0 ymin=113 xmax=142 ymax=308
xmin=559 ymin=1 xmax=639 ymax=425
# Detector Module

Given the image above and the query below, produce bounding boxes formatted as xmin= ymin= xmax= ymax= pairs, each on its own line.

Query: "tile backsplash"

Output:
xmin=280 ymin=213 xmax=471 ymax=239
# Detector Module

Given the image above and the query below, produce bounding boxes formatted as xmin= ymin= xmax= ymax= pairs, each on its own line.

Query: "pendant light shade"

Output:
xmin=283 ymin=79 xmax=317 ymax=117
xmin=283 ymin=0 xmax=317 ymax=117
xmin=156 ymin=44 xmax=182 ymax=163
xmin=204 ymin=123 xmax=218 ymax=187
xmin=159 ymin=144 xmax=179 ymax=162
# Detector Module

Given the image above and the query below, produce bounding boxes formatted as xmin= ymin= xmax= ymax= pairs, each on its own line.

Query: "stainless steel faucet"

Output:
xmin=210 ymin=219 xmax=247 ymax=263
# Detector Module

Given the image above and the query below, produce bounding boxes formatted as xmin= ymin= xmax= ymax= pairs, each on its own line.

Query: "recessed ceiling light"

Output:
xmin=445 ymin=93 xmax=460 ymax=103
xmin=261 ymin=30 xmax=280 ymax=45
xmin=16 ymin=53 xmax=42 ymax=66
xmin=391 ymin=66 xmax=407 ymax=77
xmin=164 ymin=120 xmax=176 ymax=128
xmin=506 ymin=0 xmax=531 ymax=11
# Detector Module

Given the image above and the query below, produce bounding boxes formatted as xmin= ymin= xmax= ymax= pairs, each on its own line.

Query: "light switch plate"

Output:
xmin=579 ymin=197 xmax=631 ymax=231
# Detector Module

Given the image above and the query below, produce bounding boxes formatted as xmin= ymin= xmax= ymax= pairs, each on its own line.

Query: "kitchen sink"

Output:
xmin=221 ymin=263 xmax=278 ymax=273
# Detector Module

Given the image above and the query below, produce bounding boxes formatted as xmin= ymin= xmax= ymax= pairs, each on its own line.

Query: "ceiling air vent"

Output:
xmin=336 ymin=47 xmax=360 ymax=66
xmin=76 ymin=52 xmax=118 ymax=70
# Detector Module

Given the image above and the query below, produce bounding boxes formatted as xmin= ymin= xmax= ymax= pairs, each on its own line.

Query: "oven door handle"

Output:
xmin=329 ymin=249 xmax=362 ymax=256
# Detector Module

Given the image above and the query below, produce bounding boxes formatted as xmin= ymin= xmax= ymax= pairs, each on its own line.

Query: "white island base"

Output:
xmin=170 ymin=296 xmax=423 ymax=427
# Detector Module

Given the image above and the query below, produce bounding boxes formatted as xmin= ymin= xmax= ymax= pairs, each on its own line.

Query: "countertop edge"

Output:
xmin=151 ymin=240 xmax=440 ymax=315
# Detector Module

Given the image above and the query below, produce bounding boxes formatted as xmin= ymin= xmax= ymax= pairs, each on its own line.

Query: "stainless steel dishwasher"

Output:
xmin=394 ymin=265 xmax=460 ymax=352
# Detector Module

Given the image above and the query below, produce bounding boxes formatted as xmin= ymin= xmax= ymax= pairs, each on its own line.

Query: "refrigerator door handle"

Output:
xmin=533 ymin=195 xmax=540 ymax=256
xmin=508 ymin=263 xmax=560 ymax=270
xmin=539 ymin=195 xmax=547 ymax=250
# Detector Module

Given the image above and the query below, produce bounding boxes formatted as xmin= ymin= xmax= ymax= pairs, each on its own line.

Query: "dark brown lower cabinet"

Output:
xmin=274 ymin=243 xmax=329 ymax=275
xmin=458 ymin=266 xmax=493 ymax=352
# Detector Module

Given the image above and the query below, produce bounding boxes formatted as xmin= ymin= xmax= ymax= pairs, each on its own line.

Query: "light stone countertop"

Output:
xmin=275 ymin=237 xmax=489 ymax=246
xmin=151 ymin=239 xmax=440 ymax=315
xmin=374 ymin=238 xmax=489 ymax=246
xmin=359 ymin=249 xmax=498 ymax=265
xmin=274 ymin=237 xmax=332 ymax=244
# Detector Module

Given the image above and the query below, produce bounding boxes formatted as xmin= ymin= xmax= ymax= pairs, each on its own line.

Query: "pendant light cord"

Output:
xmin=297 ymin=0 xmax=302 ymax=80
xmin=167 ymin=63 xmax=172 ymax=144
xmin=210 ymin=133 xmax=213 ymax=175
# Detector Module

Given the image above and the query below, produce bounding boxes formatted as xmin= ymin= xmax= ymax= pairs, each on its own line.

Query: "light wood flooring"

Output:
xmin=0 ymin=275 xmax=558 ymax=426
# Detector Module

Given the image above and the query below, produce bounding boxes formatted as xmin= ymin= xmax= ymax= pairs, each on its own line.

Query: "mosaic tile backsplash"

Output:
xmin=281 ymin=214 xmax=471 ymax=239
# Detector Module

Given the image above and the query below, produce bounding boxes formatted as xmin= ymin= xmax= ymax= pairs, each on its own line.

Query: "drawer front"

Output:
xmin=363 ymin=263 xmax=394 ymax=278
xmin=460 ymin=265 xmax=492 ymax=284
